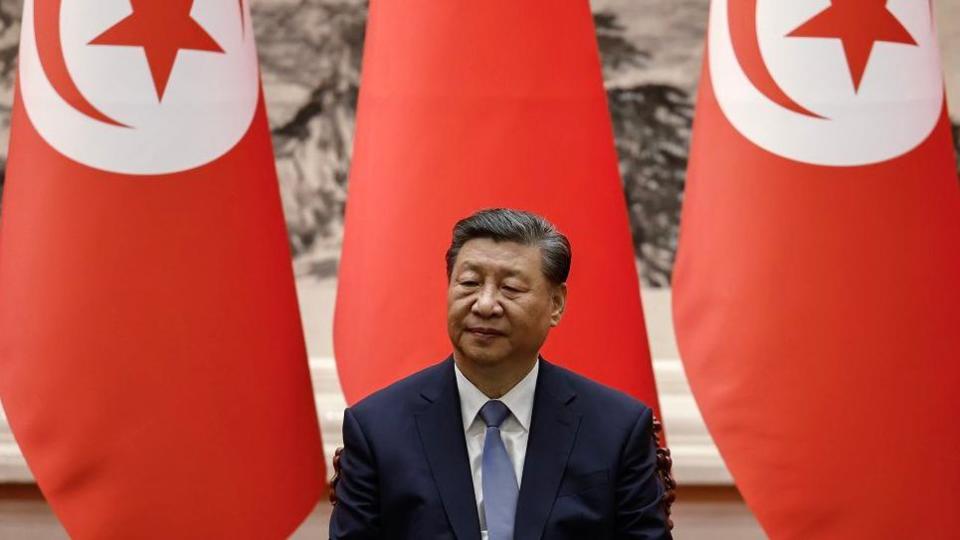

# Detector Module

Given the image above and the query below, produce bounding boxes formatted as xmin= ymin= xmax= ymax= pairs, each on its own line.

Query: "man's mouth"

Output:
xmin=467 ymin=327 xmax=505 ymax=337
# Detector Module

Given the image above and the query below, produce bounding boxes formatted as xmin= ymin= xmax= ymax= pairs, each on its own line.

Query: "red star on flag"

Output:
xmin=91 ymin=0 xmax=224 ymax=101
xmin=788 ymin=0 xmax=917 ymax=92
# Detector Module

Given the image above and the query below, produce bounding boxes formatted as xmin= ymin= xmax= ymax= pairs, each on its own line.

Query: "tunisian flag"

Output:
xmin=335 ymin=0 xmax=661 ymax=411
xmin=0 ymin=1 xmax=324 ymax=538
xmin=674 ymin=1 xmax=960 ymax=538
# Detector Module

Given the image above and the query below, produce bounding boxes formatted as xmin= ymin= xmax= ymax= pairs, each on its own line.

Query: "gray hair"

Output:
xmin=445 ymin=208 xmax=571 ymax=284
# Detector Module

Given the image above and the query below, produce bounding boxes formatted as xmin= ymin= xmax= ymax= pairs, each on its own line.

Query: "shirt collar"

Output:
xmin=454 ymin=360 xmax=539 ymax=432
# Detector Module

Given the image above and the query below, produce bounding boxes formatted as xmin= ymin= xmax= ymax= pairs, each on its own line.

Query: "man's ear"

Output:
xmin=549 ymin=283 xmax=567 ymax=327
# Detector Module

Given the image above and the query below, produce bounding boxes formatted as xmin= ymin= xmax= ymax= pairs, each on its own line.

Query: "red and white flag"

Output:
xmin=334 ymin=0 xmax=661 ymax=412
xmin=674 ymin=0 xmax=960 ymax=538
xmin=0 ymin=1 xmax=325 ymax=537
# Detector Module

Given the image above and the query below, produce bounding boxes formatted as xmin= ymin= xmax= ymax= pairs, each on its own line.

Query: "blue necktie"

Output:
xmin=479 ymin=400 xmax=518 ymax=540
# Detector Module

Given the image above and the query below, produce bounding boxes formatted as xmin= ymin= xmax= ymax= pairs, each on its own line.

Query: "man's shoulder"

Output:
xmin=544 ymin=360 xmax=652 ymax=419
xmin=349 ymin=357 xmax=451 ymax=419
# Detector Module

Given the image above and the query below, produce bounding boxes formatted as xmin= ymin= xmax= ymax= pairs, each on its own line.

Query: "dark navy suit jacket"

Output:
xmin=329 ymin=357 xmax=672 ymax=539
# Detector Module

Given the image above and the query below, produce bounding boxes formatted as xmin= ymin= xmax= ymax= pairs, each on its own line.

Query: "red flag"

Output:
xmin=334 ymin=0 xmax=660 ymax=412
xmin=0 ymin=1 xmax=324 ymax=537
xmin=674 ymin=1 xmax=960 ymax=538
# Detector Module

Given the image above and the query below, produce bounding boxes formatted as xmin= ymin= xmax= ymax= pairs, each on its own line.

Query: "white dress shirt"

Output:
xmin=454 ymin=360 xmax=539 ymax=540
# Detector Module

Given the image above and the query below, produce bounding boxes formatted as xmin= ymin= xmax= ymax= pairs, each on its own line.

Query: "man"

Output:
xmin=330 ymin=208 xmax=671 ymax=539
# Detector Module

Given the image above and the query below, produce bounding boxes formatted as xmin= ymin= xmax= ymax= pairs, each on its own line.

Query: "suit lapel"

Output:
xmin=514 ymin=361 xmax=581 ymax=540
xmin=415 ymin=359 xmax=482 ymax=540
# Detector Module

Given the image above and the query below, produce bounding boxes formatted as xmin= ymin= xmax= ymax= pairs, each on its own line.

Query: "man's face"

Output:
xmin=447 ymin=238 xmax=566 ymax=368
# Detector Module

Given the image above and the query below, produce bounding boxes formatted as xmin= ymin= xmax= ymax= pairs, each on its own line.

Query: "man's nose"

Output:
xmin=471 ymin=284 xmax=503 ymax=318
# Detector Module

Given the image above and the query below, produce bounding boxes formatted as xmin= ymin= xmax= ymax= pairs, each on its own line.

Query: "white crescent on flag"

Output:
xmin=18 ymin=0 xmax=260 ymax=175
xmin=709 ymin=0 xmax=944 ymax=166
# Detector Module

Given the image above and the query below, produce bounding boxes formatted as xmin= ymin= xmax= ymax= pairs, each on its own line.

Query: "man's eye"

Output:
xmin=459 ymin=280 xmax=479 ymax=287
xmin=502 ymin=285 xmax=522 ymax=294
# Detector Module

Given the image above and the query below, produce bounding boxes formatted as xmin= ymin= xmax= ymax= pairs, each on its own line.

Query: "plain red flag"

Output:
xmin=0 ymin=1 xmax=325 ymax=537
xmin=334 ymin=0 xmax=661 ymax=413
xmin=674 ymin=1 xmax=960 ymax=538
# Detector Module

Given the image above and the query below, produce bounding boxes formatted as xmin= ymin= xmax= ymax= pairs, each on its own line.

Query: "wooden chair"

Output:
xmin=652 ymin=416 xmax=677 ymax=530
xmin=329 ymin=414 xmax=677 ymax=531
